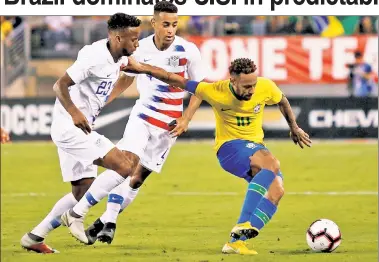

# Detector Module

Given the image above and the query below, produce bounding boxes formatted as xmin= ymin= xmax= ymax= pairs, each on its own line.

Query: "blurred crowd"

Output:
xmin=1 ymin=15 xmax=377 ymax=98
xmin=2 ymin=15 xmax=377 ymax=48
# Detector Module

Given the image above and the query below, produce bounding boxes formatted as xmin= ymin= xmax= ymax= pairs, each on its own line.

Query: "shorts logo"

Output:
xmin=246 ymin=143 xmax=256 ymax=149
xmin=253 ymin=104 xmax=261 ymax=114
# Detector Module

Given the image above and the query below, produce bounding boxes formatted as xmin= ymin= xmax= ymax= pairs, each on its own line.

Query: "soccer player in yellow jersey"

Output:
xmin=124 ymin=57 xmax=312 ymax=255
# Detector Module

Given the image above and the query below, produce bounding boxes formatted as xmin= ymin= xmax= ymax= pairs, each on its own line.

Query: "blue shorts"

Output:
xmin=217 ymin=139 xmax=282 ymax=182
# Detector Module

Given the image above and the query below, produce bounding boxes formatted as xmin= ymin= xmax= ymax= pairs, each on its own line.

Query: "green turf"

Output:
xmin=1 ymin=141 xmax=378 ymax=262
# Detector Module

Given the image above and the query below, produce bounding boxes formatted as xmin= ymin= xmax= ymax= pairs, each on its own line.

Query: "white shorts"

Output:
xmin=51 ymin=116 xmax=115 ymax=182
xmin=117 ymin=116 xmax=176 ymax=173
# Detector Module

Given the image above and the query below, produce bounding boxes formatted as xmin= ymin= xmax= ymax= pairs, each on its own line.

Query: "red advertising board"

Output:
xmin=186 ymin=35 xmax=378 ymax=84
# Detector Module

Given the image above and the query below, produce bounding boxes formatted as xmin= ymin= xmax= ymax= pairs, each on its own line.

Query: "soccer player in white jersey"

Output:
xmin=63 ymin=2 xmax=206 ymax=245
xmin=20 ymin=14 xmax=142 ymax=253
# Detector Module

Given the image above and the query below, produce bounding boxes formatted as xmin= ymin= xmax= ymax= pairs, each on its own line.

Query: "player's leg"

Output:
xmin=230 ymin=149 xmax=282 ymax=240
xmin=218 ymin=140 xmax=278 ymax=255
xmin=21 ymin=150 xmax=97 ymax=253
xmin=60 ymin=117 xmax=146 ymax=243
xmin=86 ymin=123 xmax=172 ymax=244
xmin=60 ymin=148 xmax=140 ymax=243
xmin=88 ymin=165 xmax=152 ymax=244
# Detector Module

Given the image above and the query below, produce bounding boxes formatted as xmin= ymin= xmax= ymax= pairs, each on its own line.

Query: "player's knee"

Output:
xmin=261 ymin=157 xmax=281 ymax=175
xmin=114 ymin=153 xmax=139 ymax=178
xmin=130 ymin=176 xmax=143 ymax=188
xmin=115 ymin=162 xmax=134 ymax=178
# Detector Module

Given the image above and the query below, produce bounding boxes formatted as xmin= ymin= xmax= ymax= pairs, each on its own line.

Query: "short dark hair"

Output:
xmin=107 ymin=13 xmax=141 ymax=31
xmin=229 ymin=58 xmax=257 ymax=75
xmin=154 ymin=1 xmax=178 ymax=14
xmin=354 ymin=51 xmax=362 ymax=59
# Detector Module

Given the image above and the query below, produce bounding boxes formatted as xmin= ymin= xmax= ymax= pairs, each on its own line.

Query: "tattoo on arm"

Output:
xmin=278 ymin=95 xmax=298 ymax=129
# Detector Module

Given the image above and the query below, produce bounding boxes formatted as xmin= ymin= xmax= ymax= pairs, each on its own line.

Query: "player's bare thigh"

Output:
xmin=93 ymin=148 xmax=140 ymax=178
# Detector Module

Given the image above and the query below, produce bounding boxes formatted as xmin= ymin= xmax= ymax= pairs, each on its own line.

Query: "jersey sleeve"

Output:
xmin=66 ymin=46 xmax=93 ymax=84
xmin=187 ymin=43 xmax=206 ymax=82
xmin=185 ymin=81 xmax=215 ymax=103
xmin=123 ymin=49 xmax=141 ymax=78
xmin=265 ymin=79 xmax=283 ymax=105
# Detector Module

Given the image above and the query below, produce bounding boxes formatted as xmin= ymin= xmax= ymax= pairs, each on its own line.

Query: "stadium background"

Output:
xmin=1 ymin=15 xmax=378 ymax=140
xmin=1 ymin=15 xmax=378 ymax=262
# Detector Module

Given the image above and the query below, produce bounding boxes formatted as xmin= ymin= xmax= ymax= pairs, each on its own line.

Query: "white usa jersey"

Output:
xmin=126 ymin=35 xmax=205 ymax=131
xmin=54 ymin=38 xmax=128 ymax=125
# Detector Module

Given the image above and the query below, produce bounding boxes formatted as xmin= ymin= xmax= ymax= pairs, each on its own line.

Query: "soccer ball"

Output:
xmin=306 ymin=219 xmax=342 ymax=253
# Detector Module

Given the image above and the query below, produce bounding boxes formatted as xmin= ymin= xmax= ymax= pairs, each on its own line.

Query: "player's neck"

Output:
xmin=153 ymin=35 xmax=173 ymax=51
xmin=229 ymin=82 xmax=244 ymax=101
xmin=107 ymin=40 xmax=121 ymax=63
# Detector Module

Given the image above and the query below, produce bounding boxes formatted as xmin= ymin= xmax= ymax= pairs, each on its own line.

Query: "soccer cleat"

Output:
xmin=97 ymin=222 xmax=116 ymax=244
xmin=85 ymin=218 xmax=105 ymax=245
xmin=20 ymin=233 xmax=59 ymax=254
xmin=60 ymin=210 xmax=89 ymax=244
xmin=230 ymin=221 xmax=259 ymax=240
xmin=222 ymin=240 xmax=258 ymax=255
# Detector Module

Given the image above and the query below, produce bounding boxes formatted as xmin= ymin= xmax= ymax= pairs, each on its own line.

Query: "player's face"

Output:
xmin=232 ymin=72 xmax=258 ymax=101
xmin=116 ymin=27 xmax=141 ymax=57
xmin=152 ymin=12 xmax=178 ymax=45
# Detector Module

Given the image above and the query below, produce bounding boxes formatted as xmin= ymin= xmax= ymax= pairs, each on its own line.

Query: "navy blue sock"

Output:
xmin=250 ymin=197 xmax=277 ymax=230
xmin=230 ymin=169 xmax=276 ymax=242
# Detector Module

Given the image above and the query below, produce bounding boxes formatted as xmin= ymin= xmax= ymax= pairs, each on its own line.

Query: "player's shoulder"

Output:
xmin=76 ymin=39 xmax=108 ymax=65
xmin=138 ymin=34 xmax=154 ymax=48
xmin=257 ymin=77 xmax=277 ymax=88
xmin=174 ymin=36 xmax=199 ymax=53
xmin=199 ymin=79 xmax=229 ymax=91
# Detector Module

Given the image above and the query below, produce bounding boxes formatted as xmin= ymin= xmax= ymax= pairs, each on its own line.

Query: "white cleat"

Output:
xmin=61 ymin=210 xmax=89 ymax=244
xmin=20 ymin=233 xmax=59 ymax=253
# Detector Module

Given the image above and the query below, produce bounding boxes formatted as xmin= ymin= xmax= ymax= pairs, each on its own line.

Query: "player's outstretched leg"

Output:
xmin=60 ymin=148 xmax=139 ymax=244
xmin=86 ymin=165 xmax=150 ymax=244
xmin=229 ymin=149 xmax=282 ymax=240
xmin=248 ymin=174 xmax=284 ymax=234
xmin=20 ymin=192 xmax=78 ymax=253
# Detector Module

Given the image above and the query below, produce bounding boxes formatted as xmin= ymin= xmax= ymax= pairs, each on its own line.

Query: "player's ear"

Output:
xmin=151 ymin=18 xmax=156 ymax=28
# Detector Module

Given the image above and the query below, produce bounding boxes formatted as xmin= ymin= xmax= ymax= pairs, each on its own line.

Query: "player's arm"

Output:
xmin=169 ymin=95 xmax=202 ymax=137
xmin=277 ymin=95 xmax=312 ymax=149
xmin=53 ymin=73 xmax=91 ymax=134
xmin=105 ymin=73 xmax=135 ymax=106
xmin=122 ymin=57 xmax=190 ymax=91
xmin=266 ymin=78 xmax=312 ymax=148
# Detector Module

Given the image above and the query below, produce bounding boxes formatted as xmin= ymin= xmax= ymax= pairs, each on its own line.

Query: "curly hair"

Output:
xmin=229 ymin=58 xmax=257 ymax=75
xmin=107 ymin=13 xmax=141 ymax=31
xmin=154 ymin=1 xmax=178 ymax=14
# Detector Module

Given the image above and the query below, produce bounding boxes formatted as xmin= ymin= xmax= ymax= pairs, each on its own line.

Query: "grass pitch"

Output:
xmin=1 ymin=140 xmax=378 ymax=262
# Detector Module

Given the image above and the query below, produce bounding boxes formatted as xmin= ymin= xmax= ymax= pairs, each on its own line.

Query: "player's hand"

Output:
xmin=168 ymin=117 xmax=190 ymax=137
xmin=290 ymin=127 xmax=312 ymax=149
xmin=70 ymin=109 xmax=91 ymax=134
xmin=121 ymin=57 xmax=143 ymax=74
xmin=1 ymin=128 xmax=11 ymax=144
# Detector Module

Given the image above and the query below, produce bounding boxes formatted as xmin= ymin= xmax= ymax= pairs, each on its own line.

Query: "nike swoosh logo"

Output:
xmin=144 ymin=59 xmax=151 ymax=62
xmin=94 ymin=107 xmax=133 ymax=130
xmin=221 ymin=108 xmax=231 ymax=112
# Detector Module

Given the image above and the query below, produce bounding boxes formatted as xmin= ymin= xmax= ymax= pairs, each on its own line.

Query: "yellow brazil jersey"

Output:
xmin=194 ymin=77 xmax=283 ymax=151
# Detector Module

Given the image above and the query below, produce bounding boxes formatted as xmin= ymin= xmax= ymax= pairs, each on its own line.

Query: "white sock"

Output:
xmin=72 ymin=169 xmax=125 ymax=217
xmin=30 ymin=193 xmax=77 ymax=239
xmin=100 ymin=177 xmax=140 ymax=224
